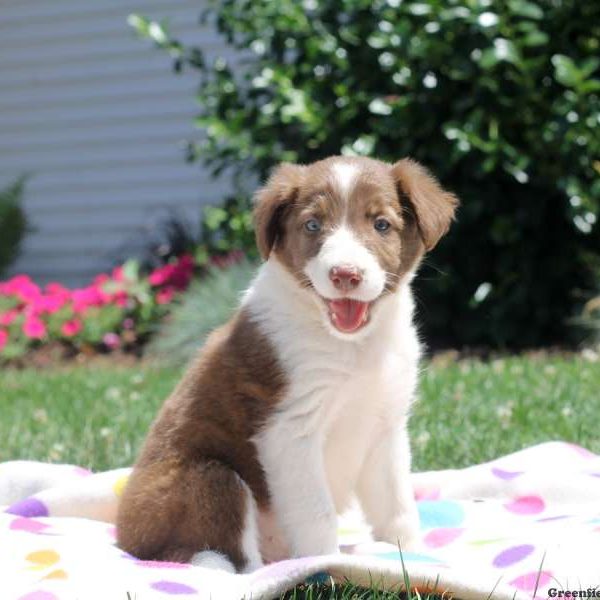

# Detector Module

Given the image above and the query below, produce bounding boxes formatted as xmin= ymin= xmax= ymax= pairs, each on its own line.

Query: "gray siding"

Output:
xmin=0 ymin=0 xmax=233 ymax=286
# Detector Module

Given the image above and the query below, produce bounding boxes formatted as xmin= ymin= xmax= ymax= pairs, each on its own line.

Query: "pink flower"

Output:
xmin=0 ymin=309 xmax=19 ymax=326
xmin=72 ymin=286 xmax=107 ymax=313
xmin=61 ymin=319 xmax=82 ymax=337
xmin=149 ymin=254 xmax=195 ymax=290
xmin=1 ymin=275 xmax=41 ymax=302
xmin=170 ymin=254 xmax=195 ymax=290
xmin=102 ymin=332 xmax=121 ymax=349
xmin=23 ymin=316 xmax=47 ymax=339
xmin=0 ymin=329 xmax=8 ymax=351
xmin=149 ymin=264 xmax=175 ymax=287
xmin=156 ymin=287 xmax=175 ymax=305
xmin=45 ymin=282 xmax=71 ymax=297
xmin=32 ymin=293 xmax=67 ymax=315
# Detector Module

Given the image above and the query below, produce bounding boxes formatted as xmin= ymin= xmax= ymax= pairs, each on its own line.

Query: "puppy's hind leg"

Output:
xmin=117 ymin=459 xmax=263 ymax=573
xmin=191 ymin=478 xmax=263 ymax=574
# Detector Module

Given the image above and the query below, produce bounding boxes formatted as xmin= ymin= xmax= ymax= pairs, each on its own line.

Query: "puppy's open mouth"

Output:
xmin=325 ymin=298 xmax=371 ymax=334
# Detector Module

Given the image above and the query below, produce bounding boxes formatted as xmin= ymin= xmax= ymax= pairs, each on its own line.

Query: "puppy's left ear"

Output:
xmin=391 ymin=159 xmax=459 ymax=251
xmin=253 ymin=163 xmax=305 ymax=260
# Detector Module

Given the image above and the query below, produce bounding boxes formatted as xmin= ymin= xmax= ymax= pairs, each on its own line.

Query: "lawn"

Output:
xmin=2 ymin=354 xmax=598 ymax=471
xmin=2 ymin=353 xmax=598 ymax=599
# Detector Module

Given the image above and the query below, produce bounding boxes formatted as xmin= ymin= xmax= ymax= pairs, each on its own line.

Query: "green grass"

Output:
xmin=1 ymin=354 xmax=598 ymax=471
xmin=279 ymin=581 xmax=439 ymax=599
xmin=413 ymin=353 xmax=600 ymax=470
xmin=2 ymin=354 xmax=598 ymax=598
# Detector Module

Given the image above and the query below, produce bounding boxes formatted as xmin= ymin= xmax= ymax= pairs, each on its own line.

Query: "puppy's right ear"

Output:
xmin=253 ymin=163 xmax=305 ymax=260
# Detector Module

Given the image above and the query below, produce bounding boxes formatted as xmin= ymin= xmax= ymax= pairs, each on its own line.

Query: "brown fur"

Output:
xmin=254 ymin=156 xmax=458 ymax=293
xmin=116 ymin=310 xmax=286 ymax=570
xmin=391 ymin=158 xmax=459 ymax=251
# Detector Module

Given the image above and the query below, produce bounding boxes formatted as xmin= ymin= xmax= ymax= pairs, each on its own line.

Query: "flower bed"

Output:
xmin=0 ymin=254 xmax=196 ymax=361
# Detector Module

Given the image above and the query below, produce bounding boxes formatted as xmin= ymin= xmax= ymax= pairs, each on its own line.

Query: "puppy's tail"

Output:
xmin=190 ymin=550 xmax=236 ymax=573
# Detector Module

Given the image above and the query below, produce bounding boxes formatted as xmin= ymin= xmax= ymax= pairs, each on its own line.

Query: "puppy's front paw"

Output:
xmin=373 ymin=514 xmax=422 ymax=553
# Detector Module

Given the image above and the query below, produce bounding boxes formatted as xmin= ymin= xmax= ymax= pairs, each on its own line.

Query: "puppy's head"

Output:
xmin=254 ymin=157 xmax=458 ymax=338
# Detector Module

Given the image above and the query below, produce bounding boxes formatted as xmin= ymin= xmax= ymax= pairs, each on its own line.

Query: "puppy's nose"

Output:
xmin=329 ymin=266 xmax=362 ymax=291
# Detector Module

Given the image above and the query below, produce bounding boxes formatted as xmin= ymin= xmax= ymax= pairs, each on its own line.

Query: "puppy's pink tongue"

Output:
xmin=327 ymin=299 xmax=370 ymax=333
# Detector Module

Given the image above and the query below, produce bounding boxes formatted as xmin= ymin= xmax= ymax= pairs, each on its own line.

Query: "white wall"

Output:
xmin=0 ymin=0 xmax=233 ymax=286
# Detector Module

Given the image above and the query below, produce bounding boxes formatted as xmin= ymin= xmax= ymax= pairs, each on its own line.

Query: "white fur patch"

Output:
xmin=331 ymin=162 xmax=359 ymax=201
xmin=190 ymin=550 xmax=235 ymax=573
xmin=304 ymin=226 xmax=386 ymax=303
xmin=240 ymin=480 xmax=263 ymax=573
xmin=244 ymin=258 xmax=422 ymax=557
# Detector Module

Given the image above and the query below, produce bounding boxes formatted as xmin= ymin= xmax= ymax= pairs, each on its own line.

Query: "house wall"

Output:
xmin=0 ymin=0 xmax=234 ymax=286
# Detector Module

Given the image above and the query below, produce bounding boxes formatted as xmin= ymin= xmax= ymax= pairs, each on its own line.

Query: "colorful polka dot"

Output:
xmin=504 ymin=495 xmax=545 ymax=515
xmin=42 ymin=569 xmax=68 ymax=580
xmin=112 ymin=474 xmax=129 ymax=497
xmin=376 ymin=551 xmax=441 ymax=564
xmin=510 ymin=570 xmax=552 ymax=592
xmin=414 ymin=487 xmax=441 ymax=501
xmin=6 ymin=498 xmax=49 ymax=518
xmin=418 ymin=500 xmax=465 ymax=529
xmin=150 ymin=581 xmax=197 ymax=594
xmin=26 ymin=550 xmax=60 ymax=568
xmin=492 ymin=544 xmax=535 ymax=567
xmin=18 ymin=592 xmax=57 ymax=600
xmin=73 ymin=466 xmax=92 ymax=477
xmin=338 ymin=525 xmax=363 ymax=535
xmin=491 ymin=467 xmax=523 ymax=480
xmin=424 ymin=527 xmax=464 ymax=548
xmin=10 ymin=517 xmax=50 ymax=534
xmin=469 ymin=537 xmax=508 ymax=546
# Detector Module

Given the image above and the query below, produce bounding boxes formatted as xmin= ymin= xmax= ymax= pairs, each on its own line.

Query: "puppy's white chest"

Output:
xmin=321 ymin=352 xmax=414 ymax=508
xmin=270 ymin=340 xmax=414 ymax=509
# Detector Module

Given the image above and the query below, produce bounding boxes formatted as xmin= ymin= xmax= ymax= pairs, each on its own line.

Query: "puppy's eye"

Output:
xmin=374 ymin=218 xmax=391 ymax=232
xmin=304 ymin=218 xmax=322 ymax=233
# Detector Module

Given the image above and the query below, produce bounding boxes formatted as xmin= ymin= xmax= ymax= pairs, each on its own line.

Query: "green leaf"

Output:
xmin=521 ymin=30 xmax=549 ymax=47
xmin=552 ymin=54 xmax=580 ymax=87
xmin=508 ymin=0 xmax=544 ymax=20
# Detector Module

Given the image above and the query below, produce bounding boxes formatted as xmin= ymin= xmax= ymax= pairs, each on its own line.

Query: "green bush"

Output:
xmin=130 ymin=0 xmax=600 ymax=348
xmin=0 ymin=178 xmax=27 ymax=277
xmin=147 ymin=259 xmax=257 ymax=364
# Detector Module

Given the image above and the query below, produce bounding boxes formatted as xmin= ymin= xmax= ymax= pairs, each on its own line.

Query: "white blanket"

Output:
xmin=2 ymin=441 xmax=599 ymax=600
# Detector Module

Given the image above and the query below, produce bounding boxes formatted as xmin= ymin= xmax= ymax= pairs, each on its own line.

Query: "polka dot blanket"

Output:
xmin=1 ymin=441 xmax=599 ymax=600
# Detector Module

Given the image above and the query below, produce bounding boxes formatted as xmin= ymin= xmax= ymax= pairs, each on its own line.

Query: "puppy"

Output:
xmin=117 ymin=156 xmax=457 ymax=572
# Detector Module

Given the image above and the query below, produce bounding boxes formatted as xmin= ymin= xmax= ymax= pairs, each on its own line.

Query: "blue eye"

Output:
xmin=304 ymin=218 xmax=322 ymax=233
xmin=374 ymin=218 xmax=391 ymax=232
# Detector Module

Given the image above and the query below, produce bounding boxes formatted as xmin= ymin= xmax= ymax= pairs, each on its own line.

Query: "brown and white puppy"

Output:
xmin=116 ymin=156 xmax=457 ymax=572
